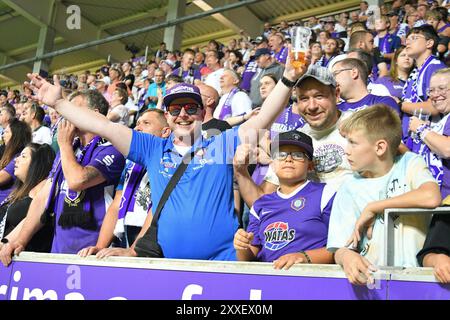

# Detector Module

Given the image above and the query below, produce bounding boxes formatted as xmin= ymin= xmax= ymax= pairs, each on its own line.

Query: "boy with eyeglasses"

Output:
xmin=401 ymin=25 xmax=445 ymax=147
xmin=327 ymin=104 xmax=441 ymax=285
xmin=233 ymin=130 xmax=336 ymax=269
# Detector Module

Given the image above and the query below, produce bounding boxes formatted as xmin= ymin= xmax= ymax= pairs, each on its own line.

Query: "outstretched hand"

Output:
xmin=24 ymin=73 xmax=63 ymax=107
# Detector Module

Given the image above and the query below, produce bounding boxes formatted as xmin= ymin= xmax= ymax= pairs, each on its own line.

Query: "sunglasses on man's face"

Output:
xmin=167 ymin=103 xmax=202 ymax=116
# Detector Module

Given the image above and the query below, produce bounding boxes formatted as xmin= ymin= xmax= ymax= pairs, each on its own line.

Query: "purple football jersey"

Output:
xmin=248 ymin=181 xmax=335 ymax=262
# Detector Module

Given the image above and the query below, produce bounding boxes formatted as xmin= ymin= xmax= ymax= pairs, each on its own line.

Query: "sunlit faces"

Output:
xmin=182 ymin=52 xmax=195 ymax=69
xmin=219 ymin=70 xmax=239 ymax=90
xmin=165 ymin=97 xmax=204 ymax=140
xmin=2 ymin=124 xmax=12 ymax=145
xmin=14 ymin=147 xmax=32 ymax=182
xmin=405 ymin=33 xmax=430 ymax=58
xmin=271 ymin=145 xmax=312 ymax=184
xmin=259 ymin=75 xmax=277 ymax=100
xmin=428 ymin=73 xmax=450 ymax=114
xmin=135 ymin=111 xmax=167 ymax=136
xmin=344 ymin=128 xmax=379 ymax=173
xmin=295 ymin=78 xmax=339 ymax=131
xmin=324 ymin=39 xmax=338 ymax=55
xmin=396 ymin=49 xmax=414 ymax=71
xmin=331 ymin=62 xmax=354 ymax=100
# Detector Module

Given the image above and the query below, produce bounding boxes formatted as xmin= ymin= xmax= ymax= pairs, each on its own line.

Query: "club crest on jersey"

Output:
xmin=264 ymin=222 xmax=295 ymax=251
xmin=291 ymin=197 xmax=305 ymax=211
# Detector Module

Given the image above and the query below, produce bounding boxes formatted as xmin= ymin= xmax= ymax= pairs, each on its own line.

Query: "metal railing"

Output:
xmin=383 ymin=206 xmax=450 ymax=266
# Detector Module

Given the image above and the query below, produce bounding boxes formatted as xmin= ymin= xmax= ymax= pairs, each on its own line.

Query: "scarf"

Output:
xmin=404 ymin=55 xmax=434 ymax=103
xmin=114 ymin=162 xmax=148 ymax=237
xmin=218 ymin=87 xmax=239 ymax=120
xmin=42 ymin=135 xmax=103 ymax=230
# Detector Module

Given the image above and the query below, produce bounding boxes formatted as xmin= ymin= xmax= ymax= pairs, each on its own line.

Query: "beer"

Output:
xmin=290 ymin=51 xmax=306 ymax=69
xmin=291 ymin=26 xmax=312 ymax=69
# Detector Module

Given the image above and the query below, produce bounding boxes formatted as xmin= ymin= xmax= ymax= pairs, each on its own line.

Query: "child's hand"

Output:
xmin=338 ymin=248 xmax=377 ymax=286
xmin=233 ymin=228 xmax=254 ymax=250
xmin=345 ymin=205 xmax=378 ymax=249
xmin=273 ymin=252 xmax=308 ymax=270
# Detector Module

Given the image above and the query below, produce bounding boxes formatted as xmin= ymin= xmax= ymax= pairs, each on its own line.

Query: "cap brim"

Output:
xmin=272 ymin=140 xmax=314 ymax=159
xmin=163 ymin=93 xmax=203 ymax=108
xmin=297 ymin=74 xmax=336 ymax=87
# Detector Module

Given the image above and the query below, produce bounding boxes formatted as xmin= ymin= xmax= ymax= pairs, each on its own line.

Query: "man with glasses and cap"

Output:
xmin=1 ymin=53 xmax=311 ymax=264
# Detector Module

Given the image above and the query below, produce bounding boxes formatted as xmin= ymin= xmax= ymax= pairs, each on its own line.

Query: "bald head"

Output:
xmin=197 ymin=83 xmax=219 ymax=110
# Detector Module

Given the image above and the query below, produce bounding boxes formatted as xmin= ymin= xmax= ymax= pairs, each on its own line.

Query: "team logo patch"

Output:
xmin=263 ymin=222 xmax=295 ymax=251
xmin=291 ymin=197 xmax=305 ymax=211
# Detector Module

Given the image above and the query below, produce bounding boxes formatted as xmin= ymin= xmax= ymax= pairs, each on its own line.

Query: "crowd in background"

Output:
xmin=0 ymin=0 xmax=449 ymax=286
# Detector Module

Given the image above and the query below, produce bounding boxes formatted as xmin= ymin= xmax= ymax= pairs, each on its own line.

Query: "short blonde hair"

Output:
xmin=340 ymin=104 xmax=402 ymax=157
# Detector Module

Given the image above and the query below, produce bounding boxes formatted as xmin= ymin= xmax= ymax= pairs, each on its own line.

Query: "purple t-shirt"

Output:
xmin=337 ymin=94 xmax=400 ymax=115
xmin=171 ymin=67 xmax=201 ymax=85
xmin=240 ymin=59 xmax=258 ymax=92
xmin=51 ymin=142 xmax=125 ymax=254
xmin=248 ymin=181 xmax=335 ymax=262
xmin=374 ymin=76 xmax=406 ymax=99
xmin=0 ymin=156 xmax=17 ymax=204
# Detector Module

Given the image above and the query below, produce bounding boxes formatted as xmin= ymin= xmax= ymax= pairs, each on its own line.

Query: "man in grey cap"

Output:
xmin=249 ymin=47 xmax=284 ymax=108
xmin=235 ymin=65 xmax=353 ymax=207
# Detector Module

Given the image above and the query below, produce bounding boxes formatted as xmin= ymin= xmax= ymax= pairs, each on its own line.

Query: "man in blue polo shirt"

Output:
xmin=0 ymin=57 xmax=311 ymax=264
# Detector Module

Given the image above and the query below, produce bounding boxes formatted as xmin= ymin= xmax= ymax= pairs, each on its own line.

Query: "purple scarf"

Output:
xmin=117 ymin=162 xmax=147 ymax=221
xmin=218 ymin=87 xmax=239 ymax=120
xmin=43 ymin=136 xmax=103 ymax=230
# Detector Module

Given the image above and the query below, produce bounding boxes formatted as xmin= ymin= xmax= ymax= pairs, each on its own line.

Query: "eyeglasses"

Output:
xmin=272 ymin=151 xmax=310 ymax=161
xmin=405 ymin=35 xmax=426 ymax=43
xmin=167 ymin=103 xmax=202 ymax=116
xmin=332 ymin=68 xmax=353 ymax=77
xmin=427 ymin=86 xmax=450 ymax=96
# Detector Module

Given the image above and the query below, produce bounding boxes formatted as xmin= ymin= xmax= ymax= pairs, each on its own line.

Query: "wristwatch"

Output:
xmin=281 ymin=76 xmax=297 ymax=88
xmin=0 ymin=238 xmax=8 ymax=244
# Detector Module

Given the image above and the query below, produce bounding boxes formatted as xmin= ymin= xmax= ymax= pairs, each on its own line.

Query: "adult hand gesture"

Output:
xmin=57 ymin=119 xmax=76 ymax=148
xmin=24 ymin=73 xmax=63 ymax=107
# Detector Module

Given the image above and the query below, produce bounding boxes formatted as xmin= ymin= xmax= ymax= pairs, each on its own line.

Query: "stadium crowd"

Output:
xmin=0 ymin=0 xmax=449 ymax=285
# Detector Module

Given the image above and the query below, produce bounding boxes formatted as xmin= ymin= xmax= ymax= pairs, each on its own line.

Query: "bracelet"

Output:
xmin=299 ymin=250 xmax=312 ymax=263
xmin=281 ymin=76 xmax=297 ymax=88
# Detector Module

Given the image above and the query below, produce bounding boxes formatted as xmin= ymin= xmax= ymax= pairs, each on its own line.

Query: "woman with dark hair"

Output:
xmin=0 ymin=119 xmax=32 ymax=203
xmin=225 ymin=50 xmax=244 ymax=72
xmin=318 ymin=38 xmax=340 ymax=67
xmin=373 ymin=46 xmax=414 ymax=99
xmin=0 ymin=143 xmax=55 ymax=252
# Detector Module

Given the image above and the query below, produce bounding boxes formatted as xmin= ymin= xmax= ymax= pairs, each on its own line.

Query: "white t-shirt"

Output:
xmin=108 ymin=104 xmax=129 ymax=126
xmin=327 ymin=152 xmax=436 ymax=267
xmin=32 ymin=126 xmax=52 ymax=145
xmin=204 ymin=68 xmax=224 ymax=95
xmin=213 ymin=91 xmax=252 ymax=120
xmin=265 ymin=111 xmax=353 ymax=192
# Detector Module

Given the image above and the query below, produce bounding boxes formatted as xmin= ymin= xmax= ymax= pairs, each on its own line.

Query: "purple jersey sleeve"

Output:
xmin=379 ymin=96 xmax=401 ymax=115
xmin=247 ymin=205 xmax=262 ymax=247
xmin=3 ymin=156 xmax=16 ymax=177
xmin=88 ymin=144 xmax=126 ymax=184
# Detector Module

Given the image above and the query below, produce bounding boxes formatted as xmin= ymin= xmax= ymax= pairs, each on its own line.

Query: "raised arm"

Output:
xmin=238 ymin=49 xmax=311 ymax=143
xmin=25 ymin=74 xmax=132 ymax=156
